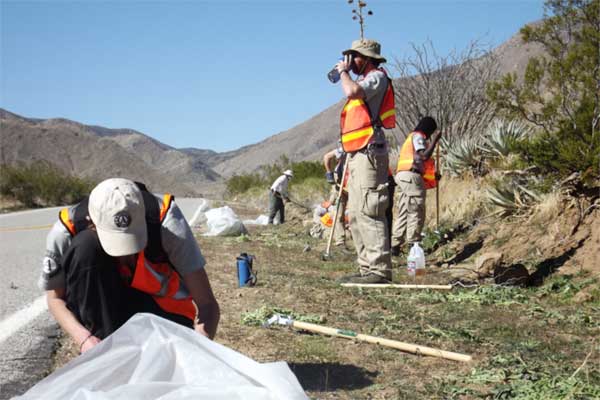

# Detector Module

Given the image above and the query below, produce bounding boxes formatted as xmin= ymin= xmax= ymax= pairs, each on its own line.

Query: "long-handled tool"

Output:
xmin=435 ymin=142 xmax=440 ymax=231
xmin=321 ymin=156 xmax=350 ymax=261
xmin=263 ymin=314 xmax=472 ymax=363
xmin=287 ymin=197 xmax=311 ymax=212
xmin=341 ymin=283 xmax=452 ymax=290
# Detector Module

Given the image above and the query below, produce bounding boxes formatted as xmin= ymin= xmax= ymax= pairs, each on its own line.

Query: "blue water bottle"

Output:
xmin=236 ymin=253 xmax=257 ymax=287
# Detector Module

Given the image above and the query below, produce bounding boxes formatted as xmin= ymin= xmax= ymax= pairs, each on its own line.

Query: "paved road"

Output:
xmin=0 ymin=199 xmax=205 ymax=399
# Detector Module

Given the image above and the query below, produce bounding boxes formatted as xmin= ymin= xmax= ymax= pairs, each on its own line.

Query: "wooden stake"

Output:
xmin=341 ymin=283 xmax=452 ymax=290
xmin=291 ymin=320 xmax=472 ymax=363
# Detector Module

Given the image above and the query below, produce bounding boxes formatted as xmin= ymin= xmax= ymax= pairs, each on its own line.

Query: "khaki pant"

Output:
xmin=391 ymin=171 xmax=426 ymax=249
xmin=347 ymin=149 xmax=391 ymax=278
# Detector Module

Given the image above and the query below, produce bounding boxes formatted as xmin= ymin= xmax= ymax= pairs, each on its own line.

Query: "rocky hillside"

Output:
xmin=0 ymin=109 xmax=222 ymax=197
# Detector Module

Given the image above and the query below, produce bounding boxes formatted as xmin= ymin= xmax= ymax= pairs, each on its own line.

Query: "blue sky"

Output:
xmin=1 ymin=0 xmax=546 ymax=152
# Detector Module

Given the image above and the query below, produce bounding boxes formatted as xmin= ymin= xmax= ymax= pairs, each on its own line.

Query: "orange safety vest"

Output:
xmin=320 ymin=212 xmax=333 ymax=227
xmin=396 ymin=132 xmax=437 ymax=189
xmin=59 ymin=192 xmax=196 ymax=321
xmin=340 ymin=68 xmax=396 ymax=153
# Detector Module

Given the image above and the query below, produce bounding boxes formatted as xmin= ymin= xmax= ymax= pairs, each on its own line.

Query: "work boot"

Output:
xmin=341 ymin=273 xmax=391 ymax=284
xmin=390 ymin=245 xmax=401 ymax=257
xmin=336 ymin=273 xmax=362 ymax=284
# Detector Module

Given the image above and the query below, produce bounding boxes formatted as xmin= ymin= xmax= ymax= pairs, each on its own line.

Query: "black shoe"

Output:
xmin=341 ymin=274 xmax=391 ymax=284
xmin=391 ymin=245 xmax=401 ymax=257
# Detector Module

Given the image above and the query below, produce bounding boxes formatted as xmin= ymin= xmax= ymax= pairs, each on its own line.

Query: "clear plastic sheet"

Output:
xmin=17 ymin=314 xmax=308 ymax=400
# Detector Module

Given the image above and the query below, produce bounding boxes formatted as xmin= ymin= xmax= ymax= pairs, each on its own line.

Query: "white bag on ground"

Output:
xmin=203 ymin=206 xmax=247 ymax=236
xmin=17 ymin=314 xmax=308 ymax=400
xmin=243 ymin=215 xmax=269 ymax=225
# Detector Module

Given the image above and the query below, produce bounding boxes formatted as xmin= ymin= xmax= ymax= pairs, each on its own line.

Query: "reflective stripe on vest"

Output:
xmin=340 ymin=69 xmax=396 ymax=153
xmin=130 ymin=252 xmax=196 ymax=321
xmin=397 ymin=132 xmax=437 ymax=189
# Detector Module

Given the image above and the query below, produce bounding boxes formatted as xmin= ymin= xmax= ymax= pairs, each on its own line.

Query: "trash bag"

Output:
xmin=243 ymin=215 xmax=269 ymax=225
xmin=188 ymin=198 xmax=211 ymax=227
xmin=203 ymin=206 xmax=248 ymax=236
xmin=17 ymin=314 xmax=308 ymax=400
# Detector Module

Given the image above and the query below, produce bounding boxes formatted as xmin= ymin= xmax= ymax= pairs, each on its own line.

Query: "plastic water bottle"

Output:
xmin=407 ymin=243 xmax=426 ymax=277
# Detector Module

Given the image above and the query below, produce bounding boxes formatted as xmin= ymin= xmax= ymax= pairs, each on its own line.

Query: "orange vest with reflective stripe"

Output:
xmin=58 ymin=192 xmax=196 ymax=321
xmin=396 ymin=132 xmax=437 ymax=189
xmin=340 ymin=69 xmax=396 ymax=153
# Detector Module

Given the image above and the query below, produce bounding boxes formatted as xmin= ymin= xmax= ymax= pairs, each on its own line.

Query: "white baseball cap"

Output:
xmin=88 ymin=178 xmax=147 ymax=256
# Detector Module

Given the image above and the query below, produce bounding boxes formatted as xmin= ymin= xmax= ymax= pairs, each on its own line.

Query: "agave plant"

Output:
xmin=485 ymin=176 xmax=542 ymax=216
xmin=441 ymin=134 xmax=486 ymax=176
xmin=480 ymin=119 xmax=532 ymax=158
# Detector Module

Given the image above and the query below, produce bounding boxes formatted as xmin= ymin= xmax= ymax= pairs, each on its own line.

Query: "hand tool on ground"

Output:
xmin=263 ymin=314 xmax=472 ymax=363
xmin=341 ymin=283 xmax=452 ymax=290
xmin=321 ymin=155 xmax=350 ymax=261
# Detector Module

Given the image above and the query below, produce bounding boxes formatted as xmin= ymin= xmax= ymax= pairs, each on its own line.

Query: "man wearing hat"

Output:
xmin=268 ymin=169 xmax=293 ymax=224
xmin=41 ymin=178 xmax=220 ymax=353
xmin=334 ymin=39 xmax=396 ymax=284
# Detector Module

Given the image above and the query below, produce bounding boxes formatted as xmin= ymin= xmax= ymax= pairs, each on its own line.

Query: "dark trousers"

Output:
xmin=61 ymin=229 xmax=193 ymax=339
xmin=268 ymin=191 xmax=285 ymax=224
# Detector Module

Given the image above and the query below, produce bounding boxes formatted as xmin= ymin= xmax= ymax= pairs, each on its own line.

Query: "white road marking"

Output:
xmin=0 ymin=295 xmax=47 ymax=345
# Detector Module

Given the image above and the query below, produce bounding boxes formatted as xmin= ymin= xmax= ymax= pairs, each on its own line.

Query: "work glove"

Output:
xmin=435 ymin=172 xmax=442 ymax=181
xmin=325 ymin=171 xmax=335 ymax=184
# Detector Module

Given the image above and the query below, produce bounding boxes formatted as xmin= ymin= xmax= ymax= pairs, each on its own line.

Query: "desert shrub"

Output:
xmin=225 ymin=172 xmax=264 ymax=196
xmin=0 ymin=161 xmax=94 ymax=207
xmin=511 ymin=99 xmax=599 ymax=185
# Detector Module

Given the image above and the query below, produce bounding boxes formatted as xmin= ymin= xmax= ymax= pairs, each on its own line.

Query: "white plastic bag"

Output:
xmin=17 ymin=314 xmax=308 ymax=400
xmin=203 ymin=206 xmax=247 ymax=236
xmin=243 ymin=215 xmax=269 ymax=225
xmin=188 ymin=198 xmax=210 ymax=227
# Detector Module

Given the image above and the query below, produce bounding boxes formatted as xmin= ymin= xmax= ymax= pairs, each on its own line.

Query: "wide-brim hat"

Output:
xmin=284 ymin=169 xmax=294 ymax=177
xmin=88 ymin=178 xmax=148 ymax=257
xmin=342 ymin=39 xmax=387 ymax=63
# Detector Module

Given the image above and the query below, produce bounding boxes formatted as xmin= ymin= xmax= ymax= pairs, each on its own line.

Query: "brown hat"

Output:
xmin=342 ymin=39 xmax=386 ymax=63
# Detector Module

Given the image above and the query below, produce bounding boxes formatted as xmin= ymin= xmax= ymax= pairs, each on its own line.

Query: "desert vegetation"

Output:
xmin=0 ymin=161 xmax=95 ymax=209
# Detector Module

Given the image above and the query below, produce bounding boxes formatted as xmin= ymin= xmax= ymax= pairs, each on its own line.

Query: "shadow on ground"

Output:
xmin=447 ymin=239 xmax=484 ymax=265
xmin=529 ymin=238 xmax=585 ymax=286
xmin=289 ymin=362 xmax=377 ymax=392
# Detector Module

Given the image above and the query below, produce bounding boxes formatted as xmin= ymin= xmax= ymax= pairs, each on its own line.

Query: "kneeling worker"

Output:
xmin=40 ymin=178 xmax=220 ymax=353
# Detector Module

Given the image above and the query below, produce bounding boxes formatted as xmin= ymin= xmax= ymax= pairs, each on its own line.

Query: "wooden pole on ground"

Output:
xmin=341 ymin=283 xmax=452 ymax=290
xmin=291 ymin=320 xmax=472 ymax=363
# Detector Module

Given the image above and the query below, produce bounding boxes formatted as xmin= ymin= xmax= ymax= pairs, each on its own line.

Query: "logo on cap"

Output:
xmin=114 ymin=212 xmax=132 ymax=228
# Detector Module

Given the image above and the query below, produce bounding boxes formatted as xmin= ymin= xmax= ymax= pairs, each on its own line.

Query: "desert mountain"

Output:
xmin=0 ymin=109 xmax=223 ymax=197
xmin=1 ymin=23 xmax=543 ymax=194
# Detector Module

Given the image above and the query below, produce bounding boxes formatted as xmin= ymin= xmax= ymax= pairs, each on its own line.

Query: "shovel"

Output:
xmin=321 ymin=156 xmax=350 ymax=261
